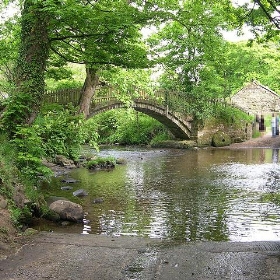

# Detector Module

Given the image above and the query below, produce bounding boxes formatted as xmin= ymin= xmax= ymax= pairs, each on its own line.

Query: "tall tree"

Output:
xmin=1 ymin=0 xmax=53 ymax=133
xmin=48 ymin=0 xmax=151 ymax=117
xmin=148 ymin=0 xmax=234 ymax=118
xmin=1 ymin=0 xmax=152 ymax=127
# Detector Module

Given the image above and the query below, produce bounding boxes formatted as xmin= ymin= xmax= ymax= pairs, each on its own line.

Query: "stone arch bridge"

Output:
xmin=44 ymin=87 xmax=197 ymax=140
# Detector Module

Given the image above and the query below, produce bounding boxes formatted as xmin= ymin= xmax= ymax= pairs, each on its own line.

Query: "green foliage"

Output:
xmin=101 ymin=68 xmax=154 ymax=98
xmin=11 ymin=205 xmax=33 ymax=226
xmin=0 ymin=16 xmax=20 ymax=93
xmin=81 ymin=119 xmax=99 ymax=150
xmin=237 ymin=0 xmax=280 ymax=41
xmin=0 ymin=92 xmax=33 ymax=135
xmin=212 ymin=104 xmax=253 ymax=126
xmin=45 ymin=64 xmax=84 ymax=91
xmin=90 ymin=111 xmax=119 ymax=142
xmin=93 ymin=109 xmax=170 ymax=145
xmin=0 ymin=134 xmax=18 ymax=197
xmin=0 ymin=133 xmax=44 ymax=226
xmin=86 ymin=156 xmax=116 ymax=170
xmin=147 ymin=1 xmax=280 ymax=121
xmin=35 ymin=105 xmax=88 ymax=161
xmin=219 ymin=42 xmax=280 ymax=94
xmin=12 ymin=126 xmax=53 ymax=182
xmin=150 ymin=132 xmax=171 ymax=146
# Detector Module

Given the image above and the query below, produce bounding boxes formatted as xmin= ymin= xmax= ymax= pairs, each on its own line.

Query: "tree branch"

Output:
xmin=50 ymin=31 xmax=112 ymax=42
xmin=254 ymin=0 xmax=280 ymax=29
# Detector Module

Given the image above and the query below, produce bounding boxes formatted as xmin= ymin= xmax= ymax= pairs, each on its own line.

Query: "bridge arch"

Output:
xmin=88 ymin=99 xmax=195 ymax=140
xmin=44 ymin=87 xmax=197 ymax=140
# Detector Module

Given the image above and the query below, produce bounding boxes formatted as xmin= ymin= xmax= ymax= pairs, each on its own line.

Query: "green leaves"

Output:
xmin=48 ymin=0 xmax=150 ymax=69
xmin=35 ymin=105 xmax=94 ymax=160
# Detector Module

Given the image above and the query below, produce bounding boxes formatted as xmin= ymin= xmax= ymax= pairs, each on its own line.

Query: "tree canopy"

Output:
xmin=0 ymin=0 xmax=279 ymax=125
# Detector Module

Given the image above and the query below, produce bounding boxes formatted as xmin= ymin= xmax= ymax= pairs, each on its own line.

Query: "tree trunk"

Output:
xmin=79 ymin=67 xmax=99 ymax=118
xmin=2 ymin=0 xmax=50 ymax=132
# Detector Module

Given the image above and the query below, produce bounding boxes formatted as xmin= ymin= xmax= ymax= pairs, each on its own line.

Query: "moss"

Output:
xmin=212 ymin=131 xmax=231 ymax=147
xmin=86 ymin=156 xmax=116 ymax=170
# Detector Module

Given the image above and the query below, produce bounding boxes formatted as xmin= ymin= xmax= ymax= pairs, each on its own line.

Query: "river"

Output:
xmin=38 ymin=147 xmax=280 ymax=242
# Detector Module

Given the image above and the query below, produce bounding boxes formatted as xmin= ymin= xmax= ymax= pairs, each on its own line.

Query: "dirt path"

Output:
xmin=228 ymin=133 xmax=280 ymax=149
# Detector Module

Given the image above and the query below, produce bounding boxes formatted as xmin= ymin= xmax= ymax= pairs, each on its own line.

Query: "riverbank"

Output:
xmin=2 ymin=135 xmax=280 ymax=279
xmin=228 ymin=133 xmax=280 ymax=148
xmin=153 ymin=133 xmax=280 ymax=149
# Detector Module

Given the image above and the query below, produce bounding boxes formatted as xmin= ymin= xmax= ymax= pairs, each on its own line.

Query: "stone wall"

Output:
xmin=197 ymin=118 xmax=252 ymax=146
xmin=231 ymin=81 xmax=280 ymax=115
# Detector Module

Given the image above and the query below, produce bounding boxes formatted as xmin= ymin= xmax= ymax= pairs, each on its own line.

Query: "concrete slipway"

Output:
xmin=1 ymin=232 xmax=280 ymax=279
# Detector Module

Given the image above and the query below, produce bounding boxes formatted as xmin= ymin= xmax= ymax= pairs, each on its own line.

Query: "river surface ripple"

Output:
xmin=40 ymin=147 xmax=280 ymax=242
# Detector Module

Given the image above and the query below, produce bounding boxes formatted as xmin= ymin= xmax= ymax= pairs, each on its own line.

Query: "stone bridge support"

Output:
xmin=88 ymin=100 xmax=197 ymax=140
xmin=44 ymin=87 xmax=197 ymax=140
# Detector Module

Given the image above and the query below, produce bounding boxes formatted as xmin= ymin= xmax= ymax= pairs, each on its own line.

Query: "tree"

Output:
xmin=235 ymin=0 xmax=279 ymax=41
xmin=47 ymin=0 xmax=152 ymax=117
xmin=1 ymin=0 xmax=279 ymax=129
xmin=148 ymin=0 xmax=234 ymax=118
xmin=0 ymin=0 xmax=54 ymax=133
xmin=0 ymin=0 xmax=153 ymax=132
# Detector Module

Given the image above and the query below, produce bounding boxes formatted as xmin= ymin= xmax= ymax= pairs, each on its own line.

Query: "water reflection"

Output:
xmin=41 ymin=147 xmax=280 ymax=242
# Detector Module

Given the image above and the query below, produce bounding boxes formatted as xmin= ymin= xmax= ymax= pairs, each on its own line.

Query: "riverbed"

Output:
xmin=38 ymin=147 xmax=280 ymax=242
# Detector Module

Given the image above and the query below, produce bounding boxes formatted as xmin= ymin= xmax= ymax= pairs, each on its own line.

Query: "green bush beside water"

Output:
xmin=86 ymin=156 xmax=116 ymax=169
xmin=91 ymin=109 xmax=171 ymax=145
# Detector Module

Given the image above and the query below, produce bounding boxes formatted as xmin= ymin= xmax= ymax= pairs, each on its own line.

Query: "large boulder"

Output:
xmin=49 ymin=200 xmax=84 ymax=222
xmin=54 ymin=155 xmax=76 ymax=168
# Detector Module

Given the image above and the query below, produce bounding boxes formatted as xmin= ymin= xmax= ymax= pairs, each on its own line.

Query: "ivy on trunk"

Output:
xmin=2 ymin=0 xmax=50 ymax=133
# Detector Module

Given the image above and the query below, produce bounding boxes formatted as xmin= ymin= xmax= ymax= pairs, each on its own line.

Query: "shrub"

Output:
xmin=12 ymin=126 xmax=52 ymax=182
xmin=86 ymin=156 xmax=116 ymax=169
xmin=93 ymin=109 xmax=170 ymax=145
xmin=213 ymin=104 xmax=253 ymax=126
xmin=0 ymin=134 xmax=18 ymax=198
xmin=35 ymin=105 xmax=94 ymax=161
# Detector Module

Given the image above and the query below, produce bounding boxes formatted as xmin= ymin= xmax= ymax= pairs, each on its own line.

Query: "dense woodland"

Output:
xmin=0 ymin=0 xmax=279 ymax=227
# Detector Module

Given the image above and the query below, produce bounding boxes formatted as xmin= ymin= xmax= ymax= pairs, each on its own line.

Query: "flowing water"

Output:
xmin=38 ymin=147 xmax=280 ymax=242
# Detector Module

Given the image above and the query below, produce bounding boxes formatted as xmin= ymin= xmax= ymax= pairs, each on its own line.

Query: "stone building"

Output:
xmin=231 ymin=80 xmax=280 ymax=115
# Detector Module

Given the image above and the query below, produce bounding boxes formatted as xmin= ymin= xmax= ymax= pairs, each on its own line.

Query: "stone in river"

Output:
xmin=73 ymin=189 xmax=88 ymax=197
xmin=61 ymin=178 xmax=79 ymax=184
xmin=93 ymin=198 xmax=104 ymax=204
xmin=49 ymin=200 xmax=84 ymax=222
xmin=61 ymin=186 xmax=73 ymax=191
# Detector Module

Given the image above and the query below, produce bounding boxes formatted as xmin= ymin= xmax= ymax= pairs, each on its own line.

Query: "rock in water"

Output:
xmin=61 ymin=178 xmax=79 ymax=184
xmin=49 ymin=200 xmax=84 ymax=222
xmin=61 ymin=186 xmax=73 ymax=191
xmin=93 ymin=198 xmax=104 ymax=204
xmin=73 ymin=189 xmax=88 ymax=197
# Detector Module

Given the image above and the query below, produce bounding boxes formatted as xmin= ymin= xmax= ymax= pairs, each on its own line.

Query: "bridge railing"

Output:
xmin=43 ymin=86 xmax=189 ymax=114
xmin=90 ymin=86 xmax=168 ymax=108
xmin=44 ymin=88 xmax=81 ymax=106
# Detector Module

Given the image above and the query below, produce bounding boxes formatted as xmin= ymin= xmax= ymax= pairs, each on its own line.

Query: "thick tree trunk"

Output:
xmin=79 ymin=67 xmax=99 ymax=118
xmin=2 ymin=0 xmax=50 ymax=132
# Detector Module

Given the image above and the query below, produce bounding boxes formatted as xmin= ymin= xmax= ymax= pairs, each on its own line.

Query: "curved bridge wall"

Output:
xmin=88 ymin=101 xmax=195 ymax=140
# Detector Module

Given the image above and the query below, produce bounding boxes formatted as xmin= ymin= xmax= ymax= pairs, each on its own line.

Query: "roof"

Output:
xmin=231 ymin=80 xmax=280 ymax=114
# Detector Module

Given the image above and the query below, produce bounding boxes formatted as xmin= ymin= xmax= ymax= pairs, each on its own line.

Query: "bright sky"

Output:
xmin=223 ymin=27 xmax=253 ymax=42
xmin=2 ymin=0 xmax=254 ymax=42
xmin=0 ymin=2 xmax=18 ymax=23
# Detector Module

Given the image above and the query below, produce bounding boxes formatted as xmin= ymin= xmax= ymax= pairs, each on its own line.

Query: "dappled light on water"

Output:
xmin=40 ymin=147 xmax=280 ymax=242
